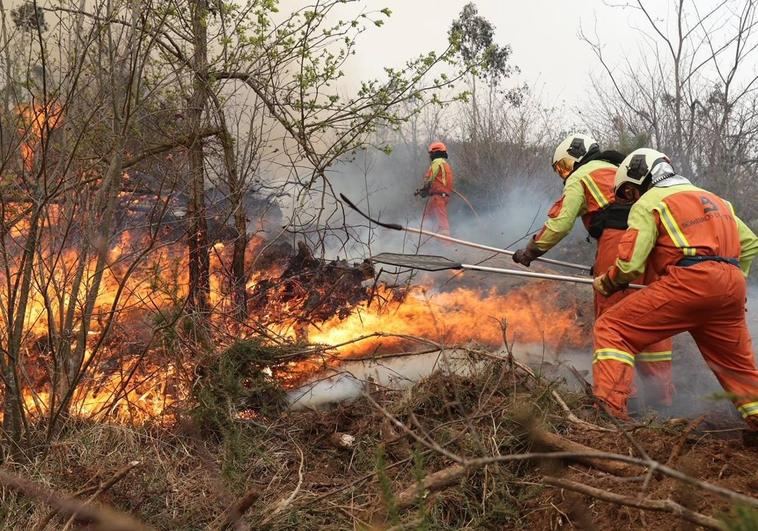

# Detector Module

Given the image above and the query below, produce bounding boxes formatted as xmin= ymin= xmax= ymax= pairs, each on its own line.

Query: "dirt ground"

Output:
xmin=3 ymin=352 xmax=756 ymax=530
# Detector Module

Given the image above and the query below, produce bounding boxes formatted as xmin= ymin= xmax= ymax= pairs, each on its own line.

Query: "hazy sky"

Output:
xmin=336 ymin=1 xmax=669 ymax=123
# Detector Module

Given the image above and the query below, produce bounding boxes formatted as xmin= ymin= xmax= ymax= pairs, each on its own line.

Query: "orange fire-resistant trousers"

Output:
xmin=595 ymin=229 xmax=674 ymax=406
xmin=423 ymin=195 xmax=450 ymax=236
xmin=593 ymin=262 xmax=758 ymax=429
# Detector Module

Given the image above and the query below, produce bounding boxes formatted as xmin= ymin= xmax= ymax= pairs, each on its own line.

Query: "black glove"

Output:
xmin=415 ymin=184 xmax=430 ymax=198
xmin=512 ymin=241 xmax=544 ymax=267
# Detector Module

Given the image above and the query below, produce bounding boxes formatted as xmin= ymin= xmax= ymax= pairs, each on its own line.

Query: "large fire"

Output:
xmin=1 ymin=222 xmax=591 ymax=425
xmin=0 ymin=101 xmax=593 ymax=427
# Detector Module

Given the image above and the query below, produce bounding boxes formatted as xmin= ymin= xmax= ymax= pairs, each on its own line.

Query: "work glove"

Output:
xmin=414 ymin=184 xmax=430 ymax=198
xmin=592 ymin=272 xmax=626 ymax=297
xmin=512 ymin=240 xmax=544 ymax=267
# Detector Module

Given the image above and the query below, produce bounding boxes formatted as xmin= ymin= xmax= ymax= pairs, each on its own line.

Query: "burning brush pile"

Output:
xmin=2 ymin=225 xmax=594 ymax=426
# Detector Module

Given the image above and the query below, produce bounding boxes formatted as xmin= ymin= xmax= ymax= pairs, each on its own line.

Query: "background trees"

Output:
xmin=581 ymin=0 xmax=758 ymax=218
xmin=0 ymin=0 xmax=498 ymax=451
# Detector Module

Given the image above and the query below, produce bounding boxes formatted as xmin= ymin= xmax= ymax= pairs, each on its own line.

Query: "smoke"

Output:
xmin=288 ymin=345 xmax=563 ymax=410
xmin=287 ymin=350 xmax=468 ymax=409
xmin=326 ymin=147 xmax=593 ymax=265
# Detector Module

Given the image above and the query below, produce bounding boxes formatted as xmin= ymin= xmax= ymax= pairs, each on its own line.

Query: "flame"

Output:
xmin=307 ymin=283 xmax=586 ymax=352
xmin=2 ymin=207 xmax=589 ymax=424
xmin=16 ymin=102 xmax=63 ymax=172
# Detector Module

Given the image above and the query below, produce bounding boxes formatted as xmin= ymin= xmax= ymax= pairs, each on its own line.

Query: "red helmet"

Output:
xmin=428 ymin=141 xmax=447 ymax=153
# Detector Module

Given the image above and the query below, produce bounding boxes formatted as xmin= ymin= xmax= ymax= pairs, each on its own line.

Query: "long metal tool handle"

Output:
xmin=404 ymin=226 xmax=591 ymax=273
xmin=460 ymin=263 xmax=644 ymax=290
xmin=339 ymin=193 xmax=591 ymax=273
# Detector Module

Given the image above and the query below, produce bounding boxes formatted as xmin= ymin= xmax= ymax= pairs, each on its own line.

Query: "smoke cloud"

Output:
xmin=327 ymin=147 xmax=593 ymax=265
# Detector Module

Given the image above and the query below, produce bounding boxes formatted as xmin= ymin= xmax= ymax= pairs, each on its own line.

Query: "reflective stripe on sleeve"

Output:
xmin=593 ymin=348 xmax=635 ymax=367
xmin=580 ymin=175 xmax=610 ymax=208
xmin=657 ymin=201 xmax=692 ymax=251
xmin=438 ymin=163 xmax=447 ymax=187
xmin=738 ymin=401 xmax=758 ymax=419
xmin=637 ymin=351 xmax=673 ymax=363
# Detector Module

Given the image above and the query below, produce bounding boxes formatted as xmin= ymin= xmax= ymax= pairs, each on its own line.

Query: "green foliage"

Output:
xmin=448 ymin=2 xmax=516 ymax=85
xmin=191 ymin=339 xmax=287 ymax=436
xmin=721 ymin=505 xmax=758 ymax=531
xmin=11 ymin=2 xmax=47 ymax=33
xmin=188 ymin=340 xmax=289 ymax=487
xmin=376 ymin=444 xmax=399 ymax=524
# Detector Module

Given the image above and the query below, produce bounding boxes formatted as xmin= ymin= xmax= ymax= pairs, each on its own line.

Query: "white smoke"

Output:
xmin=325 ymin=148 xmax=593 ymax=266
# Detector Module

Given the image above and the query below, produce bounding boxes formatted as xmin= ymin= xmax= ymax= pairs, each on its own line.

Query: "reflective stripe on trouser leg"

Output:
xmin=593 ymin=349 xmax=635 ymax=418
xmin=593 ymin=349 xmax=635 ymax=366
xmin=738 ymin=401 xmax=758 ymax=419
xmin=636 ymin=351 xmax=672 ymax=362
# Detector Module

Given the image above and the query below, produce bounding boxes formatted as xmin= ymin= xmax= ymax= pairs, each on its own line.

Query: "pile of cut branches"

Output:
xmin=248 ymin=241 xmax=376 ymax=334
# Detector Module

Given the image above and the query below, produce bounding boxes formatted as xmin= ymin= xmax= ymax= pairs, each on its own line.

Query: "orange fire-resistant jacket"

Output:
xmin=533 ymin=160 xmax=617 ymax=251
xmin=607 ymin=184 xmax=758 ymax=285
xmin=423 ymin=159 xmax=454 ymax=196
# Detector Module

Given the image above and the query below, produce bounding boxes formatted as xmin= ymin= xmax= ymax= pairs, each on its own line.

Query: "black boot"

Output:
xmin=742 ymin=429 xmax=758 ymax=450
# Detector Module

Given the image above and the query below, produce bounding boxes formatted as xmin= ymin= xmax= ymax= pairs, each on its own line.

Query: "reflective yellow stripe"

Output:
xmin=738 ymin=401 xmax=758 ymax=418
xmin=637 ymin=351 xmax=672 ymax=363
xmin=657 ymin=201 xmax=691 ymax=249
xmin=581 ymin=176 xmax=609 ymax=208
xmin=593 ymin=348 xmax=635 ymax=367
xmin=438 ymin=162 xmax=447 ymax=187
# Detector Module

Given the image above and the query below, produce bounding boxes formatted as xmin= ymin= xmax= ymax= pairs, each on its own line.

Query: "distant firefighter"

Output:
xmin=513 ymin=134 xmax=674 ymax=408
xmin=416 ymin=141 xmax=453 ymax=236
xmin=592 ymin=148 xmax=758 ymax=445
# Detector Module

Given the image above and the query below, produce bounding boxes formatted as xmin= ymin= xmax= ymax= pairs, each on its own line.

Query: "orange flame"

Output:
xmin=3 ymin=218 xmax=589 ymax=425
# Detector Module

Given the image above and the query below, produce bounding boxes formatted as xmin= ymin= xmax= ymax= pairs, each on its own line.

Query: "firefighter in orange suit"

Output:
xmin=417 ymin=142 xmax=453 ymax=236
xmin=513 ymin=134 xmax=674 ymax=407
xmin=593 ymin=148 xmax=758 ymax=443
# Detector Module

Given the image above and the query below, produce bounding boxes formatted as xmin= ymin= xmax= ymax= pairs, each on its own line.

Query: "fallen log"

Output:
xmin=0 ymin=467 xmax=152 ymax=531
xmin=394 ymin=465 xmax=467 ymax=511
xmin=60 ymin=460 xmax=142 ymax=531
xmin=531 ymin=429 xmax=636 ymax=477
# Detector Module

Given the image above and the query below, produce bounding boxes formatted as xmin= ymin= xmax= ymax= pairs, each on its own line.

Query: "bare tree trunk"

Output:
xmin=187 ymin=0 xmax=211 ymax=317
xmin=211 ymin=92 xmax=247 ymax=320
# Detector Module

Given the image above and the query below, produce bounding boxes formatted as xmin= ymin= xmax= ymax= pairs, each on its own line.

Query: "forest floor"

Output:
xmin=1 ymin=344 xmax=757 ymax=530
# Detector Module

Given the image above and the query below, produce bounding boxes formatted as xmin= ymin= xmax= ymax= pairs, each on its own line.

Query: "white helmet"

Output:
xmin=552 ymin=133 xmax=598 ymax=167
xmin=614 ymin=148 xmax=671 ymax=196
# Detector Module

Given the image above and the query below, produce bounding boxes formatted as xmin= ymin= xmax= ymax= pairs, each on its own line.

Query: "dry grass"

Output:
xmin=0 ymin=352 xmax=756 ymax=530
